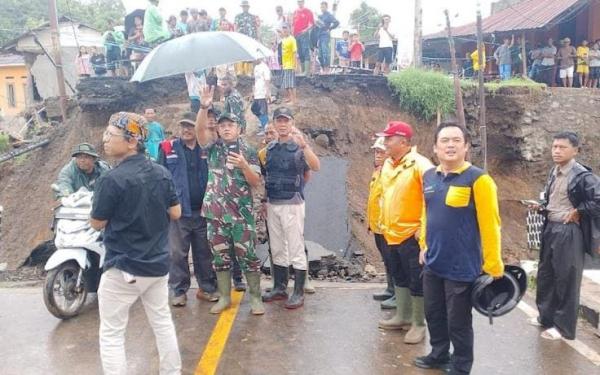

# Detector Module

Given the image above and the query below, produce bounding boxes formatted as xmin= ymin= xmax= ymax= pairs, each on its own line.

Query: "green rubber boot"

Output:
xmin=210 ymin=271 xmax=232 ymax=314
xmin=378 ymin=287 xmax=412 ymax=330
xmin=246 ymin=272 xmax=265 ymax=315
xmin=404 ymin=296 xmax=426 ymax=344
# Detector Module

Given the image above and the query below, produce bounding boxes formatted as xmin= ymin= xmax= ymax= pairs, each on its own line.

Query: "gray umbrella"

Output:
xmin=130 ymin=31 xmax=273 ymax=82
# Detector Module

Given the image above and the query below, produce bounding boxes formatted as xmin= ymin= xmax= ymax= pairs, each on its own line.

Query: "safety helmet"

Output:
xmin=471 ymin=265 xmax=527 ymax=324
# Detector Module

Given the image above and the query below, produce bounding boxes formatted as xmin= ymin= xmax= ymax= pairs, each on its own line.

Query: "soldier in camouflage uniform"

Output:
xmin=222 ymin=75 xmax=247 ymax=133
xmin=195 ymin=86 xmax=265 ymax=315
xmin=234 ymin=1 xmax=260 ymax=76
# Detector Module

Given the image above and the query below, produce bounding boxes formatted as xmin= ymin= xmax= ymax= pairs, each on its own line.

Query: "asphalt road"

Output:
xmin=1 ymin=283 xmax=599 ymax=375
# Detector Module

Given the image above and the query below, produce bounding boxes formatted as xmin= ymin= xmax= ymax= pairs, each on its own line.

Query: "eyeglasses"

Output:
xmin=103 ymin=130 xmax=127 ymax=141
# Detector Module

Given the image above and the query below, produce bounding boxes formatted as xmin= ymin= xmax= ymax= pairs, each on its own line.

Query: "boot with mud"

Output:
xmin=404 ymin=296 xmax=426 ymax=344
xmin=246 ymin=271 xmax=265 ymax=315
xmin=262 ymin=265 xmax=289 ymax=302
xmin=285 ymin=269 xmax=306 ymax=309
xmin=373 ymin=273 xmax=395 ymax=301
xmin=378 ymin=287 xmax=412 ymax=330
xmin=210 ymin=271 xmax=232 ymax=314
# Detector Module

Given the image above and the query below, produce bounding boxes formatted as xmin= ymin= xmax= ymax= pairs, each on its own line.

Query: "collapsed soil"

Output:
xmin=1 ymin=75 xmax=535 ymax=275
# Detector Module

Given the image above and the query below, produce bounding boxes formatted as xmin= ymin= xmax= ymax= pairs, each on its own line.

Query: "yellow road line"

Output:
xmin=195 ymin=291 xmax=244 ymax=375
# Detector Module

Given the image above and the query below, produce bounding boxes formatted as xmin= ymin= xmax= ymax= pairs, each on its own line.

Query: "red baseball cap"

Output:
xmin=375 ymin=121 xmax=414 ymax=139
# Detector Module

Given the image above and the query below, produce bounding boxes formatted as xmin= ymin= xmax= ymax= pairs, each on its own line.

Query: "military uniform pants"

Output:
xmin=168 ymin=212 xmax=216 ymax=295
xmin=207 ymin=219 xmax=261 ymax=273
xmin=388 ymin=237 xmax=423 ymax=296
xmin=424 ymin=269 xmax=474 ymax=374
xmin=536 ymin=221 xmax=585 ymax=339
xmin=267 ymin=202 xmax=307 ymax=270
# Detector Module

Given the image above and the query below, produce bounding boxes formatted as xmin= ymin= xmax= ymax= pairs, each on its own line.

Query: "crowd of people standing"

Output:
xmin=463 ymin=35 xmax=600 ymax=88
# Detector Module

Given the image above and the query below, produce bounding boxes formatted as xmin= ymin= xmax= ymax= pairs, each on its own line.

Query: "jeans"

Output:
xmin=499 ymin=64 xmax=512 ymax=80
xmin=528 ymin=63 xmax=541 ymax=81
xmin=98 ymin=268 xmax=181 ymax=375
xmin=190 ymin=98 xmax=200 ymax=114
xmin=318 ymin=34 xmax=331 ymax=68
xmin=296 ymin=32 xmax=311 ymax=64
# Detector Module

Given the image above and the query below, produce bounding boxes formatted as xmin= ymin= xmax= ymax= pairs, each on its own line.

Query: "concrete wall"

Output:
xmin=31 ymin=47 xmax=79 ymax=99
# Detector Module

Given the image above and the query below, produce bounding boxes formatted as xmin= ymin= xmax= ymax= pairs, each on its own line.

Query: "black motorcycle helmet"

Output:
xmin=471 ymin=265 xmax=527 ymax=324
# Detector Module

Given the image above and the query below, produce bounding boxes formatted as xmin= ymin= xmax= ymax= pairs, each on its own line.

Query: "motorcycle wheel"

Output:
xmin=43 ymin=260 xmax=88 ymax=319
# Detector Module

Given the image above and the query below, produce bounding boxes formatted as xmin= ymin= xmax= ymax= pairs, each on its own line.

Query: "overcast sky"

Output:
xmin=122 ymin=0 xmax=495 ymax=56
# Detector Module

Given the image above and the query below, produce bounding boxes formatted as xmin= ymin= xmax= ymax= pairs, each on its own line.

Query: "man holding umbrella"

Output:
xmin=195 ymin=86 xmax=265 ymax=316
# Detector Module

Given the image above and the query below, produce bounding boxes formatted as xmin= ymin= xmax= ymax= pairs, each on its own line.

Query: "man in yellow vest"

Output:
xmin=377 ymin=121 xmax=433 ymax=345
xmin=368 ymin=137 xmax=395 ymax=308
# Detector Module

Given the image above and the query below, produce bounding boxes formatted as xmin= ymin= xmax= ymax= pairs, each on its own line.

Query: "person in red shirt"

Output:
xmin=349 ymin=33 xmax=365 ymax=68
xmin=292 ymin=0 xmax=314 ymax=75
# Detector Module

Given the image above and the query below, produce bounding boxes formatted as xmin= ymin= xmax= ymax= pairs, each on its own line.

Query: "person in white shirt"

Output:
xmin=373 ymin=15 xmax=395 ymax=75
xmin=185 ymin=70 xmax=207 ymax=113
xmin=252 ymin=58 xmax=272 ymax=136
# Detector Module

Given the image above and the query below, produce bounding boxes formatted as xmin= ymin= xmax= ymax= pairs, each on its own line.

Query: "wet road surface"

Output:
xmin=1 ymin=283 xmax=599 ymax=375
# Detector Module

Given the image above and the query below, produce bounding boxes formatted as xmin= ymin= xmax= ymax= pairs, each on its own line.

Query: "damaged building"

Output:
xmin=1 ymin=16 xmax=104 ymax=104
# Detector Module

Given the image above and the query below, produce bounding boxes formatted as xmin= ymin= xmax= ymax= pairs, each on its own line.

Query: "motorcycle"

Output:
xmin=43 ymin=187 xmax=105 ymax=319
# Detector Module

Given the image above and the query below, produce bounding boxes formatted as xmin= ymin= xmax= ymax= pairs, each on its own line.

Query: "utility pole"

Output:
xmin=444 ymin=9 xmax=466 ymax=127
xmin=476 ymin=4 xmax=487 ymax=171
xmin=521 ymin=32 xmax=527 ymax=78
xmin=48 ymin=0 xmax=68 ymax=122
xmin=413 ymin=0 xmax=423 ymax=67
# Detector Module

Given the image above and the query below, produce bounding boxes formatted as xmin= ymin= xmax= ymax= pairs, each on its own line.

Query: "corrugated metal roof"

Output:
xmin=0 ymin=54 xmax=25 ymax=66
xmin=424 ymin=0 xmax=586 ymax=40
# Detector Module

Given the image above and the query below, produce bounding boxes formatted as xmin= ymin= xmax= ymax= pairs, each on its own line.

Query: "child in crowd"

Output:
xmin=336 ymin=30 xmax=350 ymax=69
xmin=349 ymin=33 xmax=365 ymax=69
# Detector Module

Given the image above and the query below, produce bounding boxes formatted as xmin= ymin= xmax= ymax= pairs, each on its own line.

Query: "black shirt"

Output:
xmin=183 ymin=143 xmax=204 ymax=211
xmin=91 ymin=153 xmax=179 ymax=277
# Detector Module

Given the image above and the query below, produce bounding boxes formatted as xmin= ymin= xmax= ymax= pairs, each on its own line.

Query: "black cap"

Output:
xmin=273 ymin=107 xmax=294 ymax=120
xmin=218 ymin=112 xmax=240 ymax=124
xmin=178 ymin=112 xmax=196 ymax=126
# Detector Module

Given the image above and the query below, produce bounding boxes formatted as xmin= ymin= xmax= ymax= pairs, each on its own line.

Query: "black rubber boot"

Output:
xmin=262 ymin=265 xmax=289 ymax=302
xmin=285 ymin=270 xmax=306 ymax=309
xmin=373 ymin=273 xmax=395 ymax=301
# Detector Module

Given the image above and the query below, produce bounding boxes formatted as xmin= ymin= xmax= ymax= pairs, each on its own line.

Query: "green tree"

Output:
xmin=0 ymin=0 xmax=126 ymax=46
xmin=348 ymin=1 xmax=382 ymax=42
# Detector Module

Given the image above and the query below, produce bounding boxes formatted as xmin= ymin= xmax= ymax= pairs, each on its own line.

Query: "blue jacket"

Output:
xmin=159 ymin=139 xmax=208 ymax=218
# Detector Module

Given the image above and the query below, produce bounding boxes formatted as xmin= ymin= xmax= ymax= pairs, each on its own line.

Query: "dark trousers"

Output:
xmin=374 ymin=233 xmax=393 ymax=285
xmin=536 ymin=222 xmax=585 ymax=339
xmin=388 ymin=237 xmax=423 ymax=296
xmin=168 ymin=212 xmax=216 ymax=295
xmin=190 ymin=98 xmax=200 ymax=114
xmin=424 ymin=269 xmax=474 ymax=374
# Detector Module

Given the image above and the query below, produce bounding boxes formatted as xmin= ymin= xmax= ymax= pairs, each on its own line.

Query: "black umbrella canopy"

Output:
xmin=124 ymin=9 xmax=145 ymax=37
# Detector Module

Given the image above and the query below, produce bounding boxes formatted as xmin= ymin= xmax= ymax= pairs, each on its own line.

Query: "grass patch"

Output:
xmin=388 ymin=69 xmax=547 ymax=120
xmin=0 ymin=132 xmax=9 ymax=154
xmin=388 ymin=68 xmax=456 ymax=121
